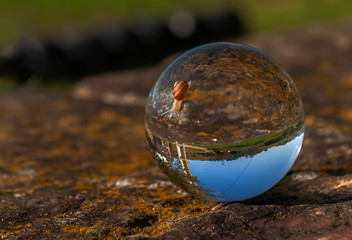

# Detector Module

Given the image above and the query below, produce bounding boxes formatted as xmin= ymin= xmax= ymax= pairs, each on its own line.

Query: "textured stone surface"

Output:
xmin=1 ymin=21 xmax=352 ymax=239
xmin=145 ymin=42 xmax=304 ymax=145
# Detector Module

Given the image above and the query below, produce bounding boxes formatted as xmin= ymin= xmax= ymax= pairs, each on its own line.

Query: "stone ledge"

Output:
xmin=1 ymin=20 xmax=352 ymax=239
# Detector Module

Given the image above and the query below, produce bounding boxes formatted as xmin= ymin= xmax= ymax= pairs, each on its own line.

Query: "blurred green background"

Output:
xmin=0 ymin=0 xmax=351 ymax=46
xmin=0 ymin=0 xmax=351 ymax=91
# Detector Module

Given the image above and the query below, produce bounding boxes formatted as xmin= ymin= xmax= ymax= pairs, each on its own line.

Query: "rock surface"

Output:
xmin=1 ymin=21 xmax=352 ymax=239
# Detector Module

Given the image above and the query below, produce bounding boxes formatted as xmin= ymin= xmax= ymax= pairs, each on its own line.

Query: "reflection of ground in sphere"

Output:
xmin=145 ymin=42 xmax=304 ymax=202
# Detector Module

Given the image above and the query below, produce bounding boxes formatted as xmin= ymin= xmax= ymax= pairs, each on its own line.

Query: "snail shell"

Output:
xmin=173 ymin=80 xmax=189 ymax=101
xmin=172 ymin=80 xmax=189 ymax=113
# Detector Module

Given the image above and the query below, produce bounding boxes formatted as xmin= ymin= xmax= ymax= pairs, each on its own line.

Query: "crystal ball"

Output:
xmin=145 ymin=42 xmax=304 ymax=202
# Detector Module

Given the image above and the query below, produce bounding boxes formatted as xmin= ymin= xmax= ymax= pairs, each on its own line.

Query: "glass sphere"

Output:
xmin=145 ymin=42 xmax=304 ymax=202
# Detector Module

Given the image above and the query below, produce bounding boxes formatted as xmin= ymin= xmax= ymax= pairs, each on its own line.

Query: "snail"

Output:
xmin=172 ymin=80 xmax=189 ymax=112
xmin=161 ymin=80 xmax=189 ymax=116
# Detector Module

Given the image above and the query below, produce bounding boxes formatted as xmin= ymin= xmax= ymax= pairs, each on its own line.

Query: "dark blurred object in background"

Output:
xmin=0 ymin=10 xmax=243 ymax=83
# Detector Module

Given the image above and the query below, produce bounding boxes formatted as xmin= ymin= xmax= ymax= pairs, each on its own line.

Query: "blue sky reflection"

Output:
xmin=187 ymin=132 xmax=304 ymax=201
